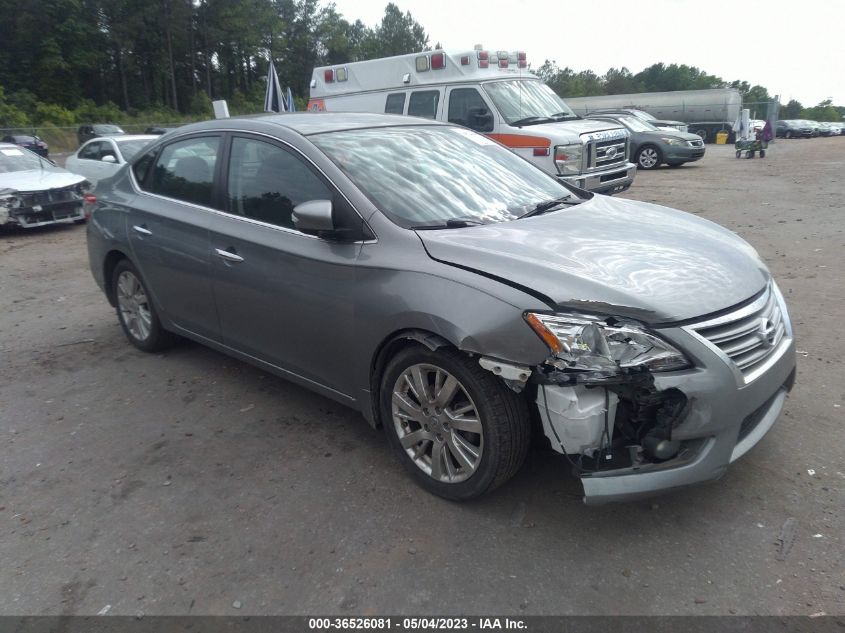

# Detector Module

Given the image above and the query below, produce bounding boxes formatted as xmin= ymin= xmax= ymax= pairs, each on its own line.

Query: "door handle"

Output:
xmin=215 ymin=248 xmax=244 ymax=263
xmin=132 ymin=224 xmax=152 ymax=236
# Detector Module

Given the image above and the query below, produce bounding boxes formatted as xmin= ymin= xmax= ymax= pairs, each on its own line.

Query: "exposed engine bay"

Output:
xmin=479 ymin=352 xmax=692 ymax=476
xmin=534 ymin=373 xmax=690 ymax=475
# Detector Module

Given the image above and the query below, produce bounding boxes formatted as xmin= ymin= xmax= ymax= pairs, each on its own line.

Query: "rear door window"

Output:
xmin=145 ymin=136 xmax=220 ymax=208
xmin=408 ymin=90 xmax=440 ymax=119
xmin=385 ymin=93 xmax=406 ymax=115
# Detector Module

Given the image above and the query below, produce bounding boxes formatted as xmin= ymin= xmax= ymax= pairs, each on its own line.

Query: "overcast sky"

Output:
xmin=327 ymin=0 xmax=845 ymax=106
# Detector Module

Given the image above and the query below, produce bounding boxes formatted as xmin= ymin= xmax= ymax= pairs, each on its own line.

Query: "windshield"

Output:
xmin=483 ymin=80 xmax=577 ymax=125
xmin=630 ymin=110 xmax=657 ymax=121
xmin=117 ymin=139 xmax=152 ymax=162
xmin=616 ymin=115 xmax=659 ymax=132
xmin=311 ymin=126 xmax=576 ymax=228
xmin=94 ymin=124 xmax=124 ymax=134
xmin=0 ymin=147 xmax=62 ymax=174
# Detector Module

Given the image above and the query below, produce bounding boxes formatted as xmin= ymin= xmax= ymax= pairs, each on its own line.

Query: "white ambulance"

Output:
xmin=308 ymin=47 xmax=636 ymax=194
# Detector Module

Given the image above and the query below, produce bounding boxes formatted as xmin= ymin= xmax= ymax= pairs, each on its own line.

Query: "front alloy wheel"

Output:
xmin=380 ymin=346 xmax=530 ymax=500
xmin=392 ymin=363 xmax=483 ymax=483
xmin=637 ymin=146 xmax=662 ymax=169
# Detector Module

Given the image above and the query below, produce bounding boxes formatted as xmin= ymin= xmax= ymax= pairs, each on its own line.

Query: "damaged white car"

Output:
xmin=86 ymin=114 xmax=796 ymax=504
xmin=0 ymin=143 xmax=91 ymax=228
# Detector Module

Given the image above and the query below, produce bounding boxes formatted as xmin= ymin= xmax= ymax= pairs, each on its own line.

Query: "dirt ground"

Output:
xmin=1 ymin=138 xmax=843 ymax=616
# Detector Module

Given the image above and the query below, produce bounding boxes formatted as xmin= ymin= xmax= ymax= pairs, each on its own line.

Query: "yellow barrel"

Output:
xmin=715 ymin=131 xmax=729 ymax=144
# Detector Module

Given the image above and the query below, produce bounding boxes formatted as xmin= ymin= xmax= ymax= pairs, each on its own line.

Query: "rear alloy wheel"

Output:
xmin=112 ymin=260 xmax=176 ymax=352
xmin=637 ymin=145 xmax=662 ymax=170
xmin=380 ymin=346 xmax=529 ymax=500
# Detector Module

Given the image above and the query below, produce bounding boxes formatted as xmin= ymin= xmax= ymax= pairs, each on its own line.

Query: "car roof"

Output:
xmin=111 ymin=135 xmax=158 ymax=142
xmin=172 ymin=112 xmax=444 ymax=137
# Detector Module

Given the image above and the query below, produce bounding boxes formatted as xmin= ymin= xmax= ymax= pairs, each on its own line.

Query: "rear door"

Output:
xmin=127 ymin=135 xmax=221 ymax=342
xmin=208 ymin=133 xmax=361 ymax=398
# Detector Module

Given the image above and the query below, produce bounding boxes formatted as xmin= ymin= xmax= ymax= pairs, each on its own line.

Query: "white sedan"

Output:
xmin=65 ymin=135 xmax=157 ymax=184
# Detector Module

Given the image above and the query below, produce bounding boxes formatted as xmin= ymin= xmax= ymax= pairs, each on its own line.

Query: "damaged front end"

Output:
xmin=483 ymin=310 xmax=708 ymax=502
xmin=0 ymin=183 xmax=89 ymax=228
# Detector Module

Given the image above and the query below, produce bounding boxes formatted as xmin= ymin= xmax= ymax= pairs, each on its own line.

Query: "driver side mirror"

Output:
xmin=101 ymin=154 xmax=118 ymax=164
xmin=466 ymin=107 xmax=494 ymax=132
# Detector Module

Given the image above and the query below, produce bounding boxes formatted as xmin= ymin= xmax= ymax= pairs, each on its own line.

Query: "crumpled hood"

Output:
xmin=418 ymin=196 xmax=769 ymax=324
xmin=0 ymin=170 xmax=86 ymax=194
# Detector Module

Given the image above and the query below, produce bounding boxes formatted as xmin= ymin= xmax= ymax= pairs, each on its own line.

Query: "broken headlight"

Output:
xmin=525 ymin=312 xmax=691 ymax=373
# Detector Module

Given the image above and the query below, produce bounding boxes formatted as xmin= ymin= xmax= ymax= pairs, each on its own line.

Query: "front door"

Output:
xmin=209 ymin=134 xmax=361 ymax=398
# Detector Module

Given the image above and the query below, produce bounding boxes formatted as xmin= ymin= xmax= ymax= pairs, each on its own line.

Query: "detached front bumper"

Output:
xmin=560 ymin=162 xmax=636 ymax=195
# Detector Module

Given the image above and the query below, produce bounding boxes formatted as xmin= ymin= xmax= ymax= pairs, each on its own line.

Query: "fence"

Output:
xmin=0 ymin=123 xmax=190 ymax=154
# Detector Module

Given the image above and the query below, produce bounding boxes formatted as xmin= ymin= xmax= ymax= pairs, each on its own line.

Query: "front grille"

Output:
xmin=591 ymin=138 xmax=627 ymax=170
xmin=20 ymin=185 xmax=80 ymax=207
xmin=689 ymin=285 xmax=787 ymax=381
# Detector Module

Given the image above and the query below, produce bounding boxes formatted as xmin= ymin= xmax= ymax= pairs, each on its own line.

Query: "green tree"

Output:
xmin=371 ymin=3 xmax=428 ymax=57
xmin=603 ymin=67 xmax=643 ymax=95
xmin=801 ymin=99 xmax=842 ymax=122
xmin=783 ymin=99 xmax=803 ymax=118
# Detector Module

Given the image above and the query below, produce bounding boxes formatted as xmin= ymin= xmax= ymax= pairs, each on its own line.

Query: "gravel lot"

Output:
xmin=1 ymin=138 xmax=843 ymax=616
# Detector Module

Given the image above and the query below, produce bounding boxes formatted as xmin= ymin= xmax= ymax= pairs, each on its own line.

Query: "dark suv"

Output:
xmin=77 ymin=124 xmax=126 ymax=146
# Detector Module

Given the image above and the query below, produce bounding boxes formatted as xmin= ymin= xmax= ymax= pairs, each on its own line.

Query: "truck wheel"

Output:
xmin=636 ymin=145 xmax=662 ymax=170
xmin=380 ymin=346 xmax=530 ymax=500
xmin=695 ymin=129 xmax=708 ymax=141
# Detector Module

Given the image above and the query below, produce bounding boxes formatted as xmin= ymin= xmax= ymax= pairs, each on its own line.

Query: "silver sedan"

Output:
xmin=86 ymin=113 xmax=796 ymax=504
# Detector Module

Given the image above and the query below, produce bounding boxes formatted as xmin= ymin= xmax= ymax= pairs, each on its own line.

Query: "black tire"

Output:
xmin=636 ymin=145 xmax=663 ymax=170
xmin=736 ymin=150 xmax=742 ymax=158
xmin=785 ymin=131 xmax=793 ymax=139
xmin=747 ymin=151 xmax=754 ymax=158
xmin=380 ymin=346 xmax=530 ymax=500
xmin=111 ymin=259 xmax=177 ymax=352
xmin=694 ymin=129 xmax=708 ymax=142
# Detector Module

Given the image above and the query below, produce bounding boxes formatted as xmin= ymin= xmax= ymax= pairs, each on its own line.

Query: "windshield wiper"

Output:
xmin=411 ymin=218 xmax=485 ymax=230
xmin=551 ymin=111 xmax=579 ymax=120
xmin=510 ymin=116 xmax=554 ymax=127
xmin=517 ymin=195 xmax=578 ymax=220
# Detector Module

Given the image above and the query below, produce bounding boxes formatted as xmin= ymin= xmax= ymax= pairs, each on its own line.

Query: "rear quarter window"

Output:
xmin=385 ymin=93 xmax=406 ymax=115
